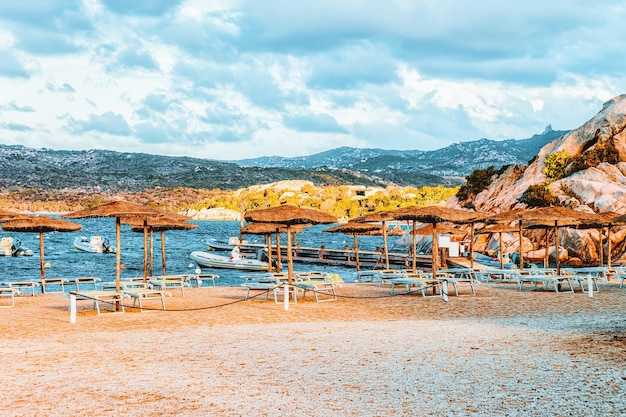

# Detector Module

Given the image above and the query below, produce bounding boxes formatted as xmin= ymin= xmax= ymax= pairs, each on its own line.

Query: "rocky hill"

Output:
xmin=236 ymin=127 xmax=567 ymax=185
xmin=448 ymin=93 xmax=626 ymax=264
xmin=0 ymin=146 xmax=385 ymax=192
xmin=0 ymin=127 xmax=565 ymax=193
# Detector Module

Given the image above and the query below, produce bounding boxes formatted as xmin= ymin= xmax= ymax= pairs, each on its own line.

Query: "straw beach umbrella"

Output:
xmin=130 ymin=219 xmax=198 ymax=276
xmin=486 ymin=206 xmax=605 ymax=274
xmin=2 ymin=216 xmax=81 ymax=293
xmin=244 ymin=205 xmax=336 ymax=284
xmin=323 ymin=222 xmax=382 ymax=271
xmin=239 ymin=222 xmax=307 ymax=273
xmin=63 ymin=201 xmax=183 ymax=291
xmin=388 ymin=206 xmax=482 ymax=276
xmin=353 ymin=211 xmax=396 ymax=269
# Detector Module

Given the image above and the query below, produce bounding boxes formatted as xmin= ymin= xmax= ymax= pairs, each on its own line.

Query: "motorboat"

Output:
xmin=190 ymin=248 xmax=273 ymax=271
xmin=207 ymin=236 xmax=255 ymax=252
xmin=73 ymin=236 xmax=115 ymax=253
xmin=0 ymin=236 xmax=33 ymax=256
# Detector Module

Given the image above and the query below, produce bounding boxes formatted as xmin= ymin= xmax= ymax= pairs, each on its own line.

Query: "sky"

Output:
xmin=1 ymin=1 xmax=625 ymax=161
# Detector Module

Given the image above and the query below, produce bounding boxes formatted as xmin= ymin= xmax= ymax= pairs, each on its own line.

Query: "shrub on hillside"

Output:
xmin=520 ymin=183 xmax=556 ymax=207
xmin=542 ymin=150 xmax=571 ymax=180
xmin=456 ymin=166 xmax=498 ymax=202
xmin=566 ymin=142 xmax=620 ymax=175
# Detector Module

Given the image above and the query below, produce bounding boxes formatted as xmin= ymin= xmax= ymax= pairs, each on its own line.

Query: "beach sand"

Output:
xmin=1 ymin=281 xmax=625 ymax=416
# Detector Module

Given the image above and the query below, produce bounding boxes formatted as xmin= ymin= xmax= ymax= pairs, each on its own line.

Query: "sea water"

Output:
xmin=1 ymin=218 xmax=398 ymax=287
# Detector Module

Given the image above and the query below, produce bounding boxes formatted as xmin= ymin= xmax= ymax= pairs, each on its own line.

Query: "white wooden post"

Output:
xmin=587 ymin=274 xmax=593 ymax=298
xmin=283 ymin=283 xmax=289 ymax=311
xmin=441 ymin=279 xmax=449 ymax=302
xmin=70 ymin=294 xmax=77 ymax=323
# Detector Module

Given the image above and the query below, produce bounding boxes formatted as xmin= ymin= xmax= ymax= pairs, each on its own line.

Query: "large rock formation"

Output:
xmin=449 ymin=93 xmax=626 ymax=265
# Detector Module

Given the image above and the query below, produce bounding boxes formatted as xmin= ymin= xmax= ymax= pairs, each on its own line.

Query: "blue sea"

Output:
xmin=1 ymin=218 xmax=398 ymax=287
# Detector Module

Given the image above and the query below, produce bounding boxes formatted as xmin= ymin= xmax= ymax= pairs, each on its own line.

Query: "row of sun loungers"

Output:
xmin=242 ymin=271 xmax=339 ymax=303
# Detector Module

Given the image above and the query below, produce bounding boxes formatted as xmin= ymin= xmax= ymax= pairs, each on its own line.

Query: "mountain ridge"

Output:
xmin=0 ymin=126 xmax=568 ymax=192
xmin=235 ymin=126 xmax=569 ymax=184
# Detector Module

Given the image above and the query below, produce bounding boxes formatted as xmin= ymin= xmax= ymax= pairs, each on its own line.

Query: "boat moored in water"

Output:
xmin=0 ymin=236 xmax=33 ymax=256
xmin=190 ymin=249 xmax=272 ymax=271
xmin=73 ymin=236 xmax=115 ymax=253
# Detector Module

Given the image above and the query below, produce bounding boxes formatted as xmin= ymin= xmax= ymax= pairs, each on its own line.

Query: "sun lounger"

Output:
xmin=120 ymin=283 xmax=167 ymax=311
xmin=241 ymin=275 xmax=289 ymax=303
xmin=67 ymin=290 xmax=126 ymax=315
xmin=0 ymin=286 xmax=17 ymax=307
xmin=149 ymin=276 xmax=188 ymax=297
xmin=67 ymin=277 xmax=101 ymax=291
xmin=41 ymin=277 xmax=68 ymax=293
xmin=2 ymin=281 xmax=40 ymax=296
xmin=293 ymin=273 xmax=337 ymax=302
xmin=388 ymin=273 xmax=441 ymax=297
xmin=194 ymin=273 xmax=219 ymax=287
xmin=516 ymin=273 xmax=574 ymax=293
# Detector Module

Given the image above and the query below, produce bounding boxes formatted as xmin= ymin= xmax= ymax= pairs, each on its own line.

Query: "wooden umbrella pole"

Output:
xmin=276 ymin=231 xmax=282 ymax=273
xmin=519 ymin=221 xmax=525 ymax=270
xmin=543 ymin=229 xmax=550 ymax=269
xmin=382 ymin=221 xmax=389 ymax=269
xmin=115 ymin=217 xmax=121 ymax=292
xmin=287 ymin=226 xmax=293 ymax=284
xmin=39 ymin=231 xmax=45 ymax=290
xmin=499 ymin=232 xmax=504 ymax=270
xmin=555 ymin=221 xmax=561 ymax=275
xmin=598 ymin=227 xmax=604 ymax=267
xmin=353 ymin=233 xmax=360 ymax=271
xmin=161 ymin=230 xmax=167 ymax=276
xmin=143 ymin=220 xmax=148 ymax=283
xmin=149 ymin=229 xmax=154 ymax=277
xmin=469 ymin=223 xmax=475 ymax=269
xmin=267 ymin=234 xmax=273 ymax=272
xmin=432 ymin=224 xmax=439 ymax=277
xmin=412 ymin=221 xmax=417 ymax=273
xmin=607 ymin=225 xmax=612 ymax=268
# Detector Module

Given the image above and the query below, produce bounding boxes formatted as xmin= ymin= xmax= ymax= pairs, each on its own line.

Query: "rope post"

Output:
xmin=587 ymin=274 xmax=593 ymax=298
xmin=441 ymin=279 xmax=449 ymax=302
xmin=69 ymin=293 xmax=77 ymax=323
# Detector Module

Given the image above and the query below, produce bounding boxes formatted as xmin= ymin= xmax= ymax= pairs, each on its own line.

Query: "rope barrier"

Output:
xmin=68 ymin=281 xmax=447 ymax=314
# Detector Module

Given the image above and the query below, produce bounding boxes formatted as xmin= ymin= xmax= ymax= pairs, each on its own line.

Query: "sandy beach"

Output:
xmin=1 ymin=280 xmax=625 ymax=416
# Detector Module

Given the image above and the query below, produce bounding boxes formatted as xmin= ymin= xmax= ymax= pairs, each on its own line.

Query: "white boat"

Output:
xmin=190 ymin=249 xmax=271 ymax=271
xmin=73 ymin=236 xmax=115 ymax=253
xmin=0 ymin=236 xmax=33 ymax=256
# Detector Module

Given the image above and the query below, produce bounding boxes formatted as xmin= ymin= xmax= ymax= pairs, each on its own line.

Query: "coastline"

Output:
xmin=2 ymin=282 xmax=625 ymax=416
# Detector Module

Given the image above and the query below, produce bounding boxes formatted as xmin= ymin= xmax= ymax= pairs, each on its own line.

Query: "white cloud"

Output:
xmin=0 ymin=0 xmax=625 ymax=160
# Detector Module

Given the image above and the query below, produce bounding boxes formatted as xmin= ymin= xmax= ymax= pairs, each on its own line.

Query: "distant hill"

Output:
xmin=0 ymin=126 xmax=568 ymax=193
xmin=0 ymin=145 xmax=384 ymax=193
xmin=236 ymin=126 xmax=568 ymax=185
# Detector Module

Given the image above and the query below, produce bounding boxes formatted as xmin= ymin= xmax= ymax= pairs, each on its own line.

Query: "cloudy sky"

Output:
xmin=1 ymin=1 xmax=625 ymax=161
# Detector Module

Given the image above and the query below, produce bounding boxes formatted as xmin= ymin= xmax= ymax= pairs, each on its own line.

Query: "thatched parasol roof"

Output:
xmin=323 ymin=222 xmax=381 ymax=234
xmin=129 ymin=220 xmax=198 ymax=232
xmin=486 ymin=206 xmax=602 ymax=226
xmin=244 ymin=205 xmax=336 ymax=225
xmin=2 ymin=216 xmax=82 ymax=233
xmin=62 ymin=200 xmax=178 ymax=219
xmin=352 ymin=211 xmax=396 ymax=223
xmin=0 ymin=209 xmax=30 ymax=223
xmin=389 ymin=206 xmax=483 ymax=224
xmin=2 ymin=216 xmax=82 ymax=289
xmin=412 ymin=224 xmax=465 ymax=235
xmin=240 ymin=222 xmax=307 ymax=235
xmin=475 ymin=224 xmax=520 ymax=234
